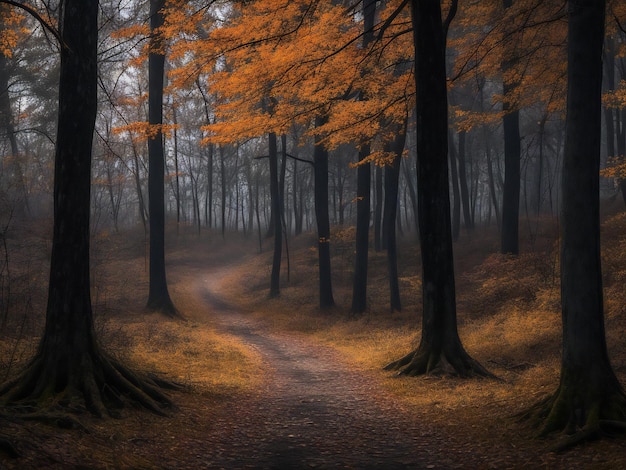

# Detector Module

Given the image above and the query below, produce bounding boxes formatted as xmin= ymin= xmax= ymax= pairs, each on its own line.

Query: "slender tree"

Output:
xmin=0 ymin=0 xmax=172 ymax=417
xmin=268 ymin=131 xmax=281 ymax=298
xmin=500 ymin=0 xmax=521 ymax=255
xmin=146 ymin=0 xmax=178 ymax=316
xmin=385 ymin=0 xmax=490 ymax=377
xmin=522 ymin=0 xmax=626 ymax=446
xmin=313 ymin=116 xmax=334 ymax=309
xmin=351 ymin=0 xmax=376 ymax=315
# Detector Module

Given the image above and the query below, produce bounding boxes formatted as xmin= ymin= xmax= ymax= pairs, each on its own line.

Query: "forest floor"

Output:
xmin=1 ymin=206 xmax=626 ymax=468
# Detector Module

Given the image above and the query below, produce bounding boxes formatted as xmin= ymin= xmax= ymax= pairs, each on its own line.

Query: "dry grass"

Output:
xmin=1 ymin=208 xmax=625 ymax=467
xmin=222 ymin=209 xmax=626 ymax=461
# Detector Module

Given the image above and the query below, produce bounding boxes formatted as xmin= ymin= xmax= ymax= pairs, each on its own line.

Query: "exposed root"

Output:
xmin=385 ymin=346 xmax=495 ymax=379
xmin=0 ymin=351 xmax=176 ymax=425
xmin=519 ymin=385 xmax=626 ymax=451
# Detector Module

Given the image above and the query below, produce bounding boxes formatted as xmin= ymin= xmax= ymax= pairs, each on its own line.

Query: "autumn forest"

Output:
xmin=0 ymin=0 xmax=626 ymax=468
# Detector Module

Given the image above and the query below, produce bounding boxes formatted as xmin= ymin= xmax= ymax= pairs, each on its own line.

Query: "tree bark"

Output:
xmin=313 ymin=116 xmax=334 ymax=309
xmin=269 ymin=132 xmax=281 ymax=298
xmin=383 ymin=128 xmax=405 ymax=312
xmin=500 ymin=0 xmax=521 ymax=255
xmin=385 ymin=0 xmax=490 ymax=378
xmin=374 ymin=164 xmax=383 ymax=251
xmin=0 ymin=0 xmax=173 ymax=417
xmin=351 ymin=0 xmax=376 ymax=314
xmin=522 ymin=0 xmax=626 ymax=444
xmin=146 ymin=0 xmax=178 ymax=316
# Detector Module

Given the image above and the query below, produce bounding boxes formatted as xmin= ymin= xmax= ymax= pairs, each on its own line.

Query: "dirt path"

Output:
xmin=197 ymin=272 xmax=450 ymax=469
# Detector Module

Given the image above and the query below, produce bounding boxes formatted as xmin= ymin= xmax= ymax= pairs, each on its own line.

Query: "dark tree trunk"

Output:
xmin=269 ymin=132 xmax=281 ymax=298
xmin=351 ymin=143 xmax=370 ymax=314
xmin=374 ymin=164 xmax=383 ymax=252
xmin=351 ymin=0 xmax=376 ymax=314
xmin=500 ymin=0 xmax=521 ymax=255
xmin=0 ymin=0 xmax=172 ymax=417
xmin=382 ymin=128 xmax=405 ymax=312
xmin=220 ymin=145 xmax=226 ymax=237
xmin=293 ymin=158 xmax=302 ymax=235
xmin=385 ymin=0 xmax=490 ymax=377
xmin=313 ymin=117 xmax=334 ymax=309
xmin=523 ymin=0 xmax=626 ymax=445
xmin=146 ymin=0 xmax=177 ymax=316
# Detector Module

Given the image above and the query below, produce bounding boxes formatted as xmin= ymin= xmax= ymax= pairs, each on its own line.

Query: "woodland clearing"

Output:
xmin=0 ymin=206 xmax=625 ymax=468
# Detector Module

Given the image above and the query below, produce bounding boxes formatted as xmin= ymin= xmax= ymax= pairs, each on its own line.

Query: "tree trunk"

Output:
xmin=500 ymin=0 xmax=521 ymax=255
xmin=351 ymin=0 xmax=376 ymax=314
xmin=313 ymin=117 xmax=334 ymax=309
xmin=269 ymin=132 xmax=281 ymax=298
xmin=146 ymin=0 xmax=178 ymax=317
xmin=522 ymin=0 xmax=626 ymax=445
xmin=383 ymin=127 xmax=405 ymax=312
xmin=385 ymin=0 xmax=490 ymax=378
xmin=0 ymin=0 xmax=173 ymax=417
xmin=351 ymin=143 xmax=370 ymax=314
xmin=374 ymin=164 xmax=383 ymax=251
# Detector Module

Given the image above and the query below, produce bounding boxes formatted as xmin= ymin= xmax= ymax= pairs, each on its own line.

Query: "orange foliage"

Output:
xmin=448 ymin=0 xmax=567 ymax=132
xmin=162 ymin=0 xmax=414 ymax=161
xmin=0 ymin=6 xmax=28 ymax=58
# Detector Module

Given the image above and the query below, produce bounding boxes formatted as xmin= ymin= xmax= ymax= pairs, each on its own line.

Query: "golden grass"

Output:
xmin=220 ymin=211 xmax=626 ymax=427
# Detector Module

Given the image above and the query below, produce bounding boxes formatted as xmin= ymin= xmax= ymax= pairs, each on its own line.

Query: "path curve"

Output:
xmin=197 ymin=271 xmax=449 ymax=469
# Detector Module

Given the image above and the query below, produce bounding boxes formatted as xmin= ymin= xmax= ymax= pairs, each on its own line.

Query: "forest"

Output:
xmin=0 ymin=0 xmax=626 ymax=467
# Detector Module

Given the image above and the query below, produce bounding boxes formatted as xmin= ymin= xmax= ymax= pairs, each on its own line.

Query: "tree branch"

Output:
xmin=0 ymin=0 xmax=63 ymax=46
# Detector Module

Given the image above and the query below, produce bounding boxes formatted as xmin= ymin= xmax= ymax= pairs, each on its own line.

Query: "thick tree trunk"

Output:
xmin=0 ymin=0 xmax=173 ymax=417
xmin=385 ymin=0 xmax=490 ymax=378
xmin=146 ymin=0 xmax=178 ymax=316
xmin=313 ymin=117 xmax=334 ymax=309
xmin=522 ymin=0 xmax=626 ymax=445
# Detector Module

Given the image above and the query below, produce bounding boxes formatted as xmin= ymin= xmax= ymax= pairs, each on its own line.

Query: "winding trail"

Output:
xmin=196 ymin=271 xmax=447 ymax=469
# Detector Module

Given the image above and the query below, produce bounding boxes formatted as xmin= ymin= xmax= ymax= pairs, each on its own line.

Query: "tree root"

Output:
xmin=518 ymin=386 xmax=626 ymax=451
xmin=0 ymin=350 xmax=176 ymax=424
xmin=384 ymin=346 xmax=495 ymax=379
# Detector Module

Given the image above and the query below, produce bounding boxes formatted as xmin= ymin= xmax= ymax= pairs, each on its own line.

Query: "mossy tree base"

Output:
xmin=519 ymin=377 xmax=626 ymax=451
xmin=0 ymin=349 xmax=177 ymax=421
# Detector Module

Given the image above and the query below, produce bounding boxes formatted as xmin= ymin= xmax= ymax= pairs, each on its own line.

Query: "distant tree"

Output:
xmin=0 ymin=0 xmax=172 ymax=416
xmin=522 ymin=0 xmax=626 ymax=446
xmin=382 ymin=122 xmax=405 ymax=312
xmin=146 ymin=0 xmax=179 ymax=316
xmin=385 ymin=0 xmax=490 ymax=377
